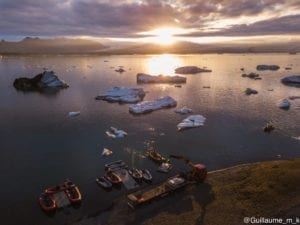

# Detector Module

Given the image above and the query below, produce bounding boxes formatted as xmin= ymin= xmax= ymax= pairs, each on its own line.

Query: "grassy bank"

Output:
xmin=143 ymin=158 xmax=300 ymax=225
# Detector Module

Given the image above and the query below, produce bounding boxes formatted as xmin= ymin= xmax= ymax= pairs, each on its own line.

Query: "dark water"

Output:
xmin=0 ymin=54 xmax=299 ymax=225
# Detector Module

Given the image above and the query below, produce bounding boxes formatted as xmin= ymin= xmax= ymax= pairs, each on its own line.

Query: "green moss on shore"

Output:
xmin=143 ymin=158 xmax=300 ymax=225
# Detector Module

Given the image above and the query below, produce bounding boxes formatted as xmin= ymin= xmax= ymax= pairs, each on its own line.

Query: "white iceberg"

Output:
xmin=137 ymin=73 xmax=186 ymax=84
xmin=175 ymin=66 xmax=212 ymax=74
xmin=129 ymin=96 xmax=177 ymax=114
xmin=68 ymin=111 xmax=80 ymax=117
xmin=277 ymin=99 xmax=290 ymax=109
xmin=175 ymin=106 xmax=192 ymax=115
xmin=101 ymin=148 xmax=113 ymax=156
xmin=177 ymin=115 xmax=206 ymax=131
xmin=95 ymin=87 xmax=145 ymax=103
xmin=105 ymin=127 xmax=128 ymax=138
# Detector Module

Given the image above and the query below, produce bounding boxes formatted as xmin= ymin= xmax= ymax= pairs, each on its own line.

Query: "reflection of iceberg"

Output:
xmin=106 ymin=127 xmax=128 ymax=138
xmin=175 ymin=106 xmax=192 ymax=115
xmin=137 ymin=73 xmax=186 ymax=84
xmin=129 ymin=96 xmax=177 ymax=114
xmin=95 ymin=87 xmax=145 ymax=103
xmin=177 ymin=115 xmax=206 ymax=131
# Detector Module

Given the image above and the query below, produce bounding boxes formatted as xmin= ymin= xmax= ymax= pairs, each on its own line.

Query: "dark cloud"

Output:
xmin=0 ymin=0 xmax=299 ymax=39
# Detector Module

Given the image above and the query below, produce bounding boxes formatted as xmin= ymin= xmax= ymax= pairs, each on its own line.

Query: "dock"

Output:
xmin=127 ymin=175 xmax=194 ymax=209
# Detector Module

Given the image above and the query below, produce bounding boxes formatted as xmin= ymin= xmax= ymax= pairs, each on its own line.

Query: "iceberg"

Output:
xmin=105 ymin=127 xmax=128 ymax=138
xmin=13 ymin=71 xmax=68 ymax=91
xmin=101 ymin=148 xmax=113 ymax=156
xmin=137 ymin=73 xmax=186 ymax=84
xmin=175 ymin=106 xmax=192 ymax=115
xmin=175 ymin=66 xmax=212 ymax=74
xmin=129 ymin=96 xmax=177 ymax=114
xmin=95 ymin=87 xmax=146 ymax=103
xmin=277 ymin=99 xmax=290 ymax=109
xmin=256 ymin=65 xmax=280 ymax=71
xmin=281 ymin=75 xmax=300 ymax=87
xmin=68 ymin=111 xmax=80 ymax=117
xmin=177 ymin=115 xmax=206 ymax=131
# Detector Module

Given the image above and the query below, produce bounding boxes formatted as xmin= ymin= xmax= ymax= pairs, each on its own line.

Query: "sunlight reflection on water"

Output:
xmin=145 ymin=54 xmax=183 ymax=75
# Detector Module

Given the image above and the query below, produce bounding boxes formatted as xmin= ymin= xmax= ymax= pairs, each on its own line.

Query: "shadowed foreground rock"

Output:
xmin=13 ymin=71 xmax=68 ymax=91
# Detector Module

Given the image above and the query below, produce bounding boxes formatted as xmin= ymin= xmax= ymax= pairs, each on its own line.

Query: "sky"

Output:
xmin=1 ymin=0 xmax=300 ymax=44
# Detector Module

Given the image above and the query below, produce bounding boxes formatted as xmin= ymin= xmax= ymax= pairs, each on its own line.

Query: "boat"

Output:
xmin=146 ymin=149 xmax=169 ymax=163
xmin=96 ymin=176 xmax=112 ymax=189
xmin=141 ymin=169 xmax=152 ymax=182
xmin=106 ymin=162 xmax=127 ymax=171
xmin=157 ymin=162 xmax=173 ymax=173
xmin=105 ymin=160 xmax=123 ymax=168
xmin=44 ymin=185 xmax=66 ymax=194
xmin=38 ymin=193 xmax=56 ymax=211
xmin=128 ymin=168 xmax=143 ymax=180
xmin=64 ymin=180 xmax=82 ymax=204
xmin=104 ymin=171 xmax=122 ymax=184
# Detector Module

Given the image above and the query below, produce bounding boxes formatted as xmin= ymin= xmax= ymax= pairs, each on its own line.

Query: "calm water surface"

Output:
xmin=0 ymin=54 xmax=299 ymax=225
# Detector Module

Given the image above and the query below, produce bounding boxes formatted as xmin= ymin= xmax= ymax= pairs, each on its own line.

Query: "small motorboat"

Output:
xmin=106 ymin=162 xmax=127 ymax=171
xmin=104 ymin=171 xmax=122 ymax=184
xmin=141 ymin=169 xmax=152 ymax=182
xmin=64 ymin=180 xmax=82 ymax=204
xmin=38 ymin=193 xmax=56 ymax=211
xmin=96 ymin=176 xmax=112 ymax=189
xmin=157 ymin=162 xmax=173 ymax=173
xmin=105 ymin=160 xmax=123 ymax=168
xmin=128 ymin=168 xmax=143 ymax=180
xmin=146 ymin=149 xmax=169 ymax=163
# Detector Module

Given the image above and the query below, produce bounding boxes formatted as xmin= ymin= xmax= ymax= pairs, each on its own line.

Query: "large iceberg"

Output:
xmin=175 ymin=106 xmax=192 ymax=115
xmin=95 ymin=87 xmax=146 ymax=103
xmin=129 ymin=96 xmax=177 ymax=114
xmin=281 ymin=75 xmax=300 ymax=87
xmin=175 ymin=66 xmax=212 ymax=74
xmin=13 ymin=71 xmax=68 ymax=91
xmin=177 ymin=115 xmax=206 ymax=131
xmin=137 ymin=73 xmax=186 ymax=84
xmin=256 ymin=65 xmax=280 ymax=71
xmin=105 ymin=127 xmax=128 ymax=138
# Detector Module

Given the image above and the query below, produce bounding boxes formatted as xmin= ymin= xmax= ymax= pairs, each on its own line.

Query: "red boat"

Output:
xmin=44 ymin=184 xmax=66 ymax=195
xmin=38 ymin=193 xmax=56 ymax=211
xmin=64 ymin=180 xmax=82 ymax=203
xmin=104 ymin=171 xmax=122 ymax=184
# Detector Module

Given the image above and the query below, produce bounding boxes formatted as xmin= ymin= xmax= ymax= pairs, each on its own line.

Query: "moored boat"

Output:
xmin=104 ymin=171 xmax=122 ymax=184
xmin=105 ymin=160 xmax=123 ymax=168
xmin=64 ymin=180 xmax=82 ymax=203
xmin=128 ymin=168 xmax=143 ymax=180
xmin=96 ymin=176 xmax=112 ymax=189
xmin=38 ymin=193 xmax=56 ymax=211
xmin=141 ymin=169 xmax=152 ymax=182
xmin=146 ymin=149 xmax=169 ymax=163
xmin=44 ymin=185 xmax=66 ymax=194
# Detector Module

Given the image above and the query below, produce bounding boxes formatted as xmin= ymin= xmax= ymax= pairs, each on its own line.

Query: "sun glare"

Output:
xmin=139 ymin=27 xmax=186 ymax=45
xmin=145 ymin=54 xmax=182 ymax=75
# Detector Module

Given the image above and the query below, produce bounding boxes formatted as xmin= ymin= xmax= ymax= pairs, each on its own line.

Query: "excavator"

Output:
xmin=170 ymin=155 xmax=207 ymax=183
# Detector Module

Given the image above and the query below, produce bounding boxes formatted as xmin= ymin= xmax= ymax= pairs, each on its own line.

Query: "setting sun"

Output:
xmin=139 ymin=27 xmax=187 ymax=45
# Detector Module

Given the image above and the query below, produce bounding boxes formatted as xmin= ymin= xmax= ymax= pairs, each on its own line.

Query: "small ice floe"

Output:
xmin=203 ymin=86 xmax=211 ymax=88
xmin=281 ymin=75 xmax=300 ymax=86
xmin=101 ymin=148 xmax=113 ymax=157
xmin=105 ymin=127 xmax=127 ymax=138
xmin=285 ymin=67 xmax=292 ymax=70
xmin=256 ymin=65 xmax=280 ymax=71
xmin=263 ymin=123 xmax=275 ymax=133
xmin=157 ymin=162 xmax=173 ymax=173
xmin=175 ymin=66 xmax=212 ymax=74
xmin=277 ymin=98 xmax=290 ymax=109
xmin=175 ymin=106 xmax=192 ymax=115
xmin=129 ymin=96 xmax=177 ymax=114
xmin=174 ymin=84 xmax=182 ymax=88
xmin=68 ymin=111 xmax=80 ymax=117
xmin=292 ymin=136 xmax=300 ymax=141
xmin=95 ymin=87 xmax=146 ymax=103
xmin=136 ymin=73 xmax=186 ymax=84
xmin=289 ymin=96 xmax=300 ymax=100
xmin=241 ymin=72 xmax=260 ymax=79
xmin=267 ymin=89 xmax=274 ymax=91
xmin=177 ymin=115 xmax=206 ymax=131
xmin=244 ymin=88 xmax=258 ymax=95
xmin=13 ymin=71 xmax=69 ymax=91
xmin=115 ymin=68 xmax=125 ymax=73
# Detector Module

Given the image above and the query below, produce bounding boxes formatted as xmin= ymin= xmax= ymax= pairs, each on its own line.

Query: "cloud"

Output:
xmin=0 ymin=0 xmax=299 ymax=39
